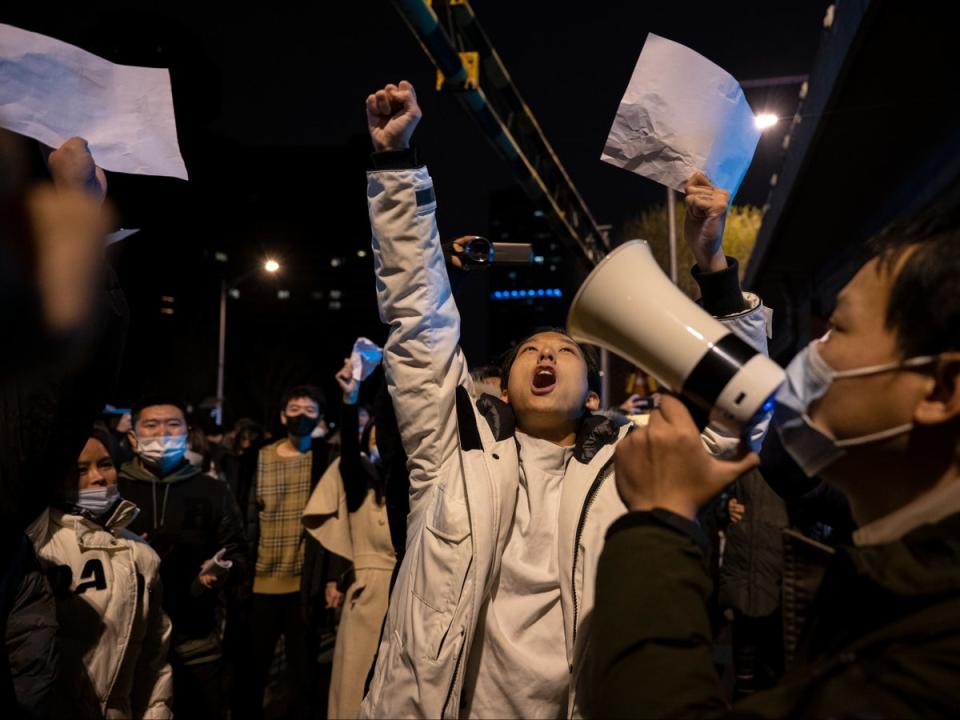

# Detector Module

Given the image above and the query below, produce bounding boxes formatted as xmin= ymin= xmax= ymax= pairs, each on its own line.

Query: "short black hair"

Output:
xmin=499 ymin=327 xmax=602 ymax=395
xmin=131 ymin=395 xmax=187 ymax=426
xmin=470 ymin=366 xmax=502 ymax=383
xmin=869 ymin=201 xmax=960 ymax=358
xmin=281 ymin=385 xmax=325 ymax=415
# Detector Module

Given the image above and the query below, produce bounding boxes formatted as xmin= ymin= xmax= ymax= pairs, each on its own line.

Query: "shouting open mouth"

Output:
xmin=531 ymin=365 xmax=557 ymax=395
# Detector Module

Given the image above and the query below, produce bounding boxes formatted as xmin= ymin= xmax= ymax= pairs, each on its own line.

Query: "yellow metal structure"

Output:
xmin=436 ymin=51 xmax=479 ymax=90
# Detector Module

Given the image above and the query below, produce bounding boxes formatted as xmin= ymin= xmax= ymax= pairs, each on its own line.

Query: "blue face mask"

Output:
xmin=773 ymin=337 xmax=936 ymax=477
xmin=67 ymin=484 xmax=121 ymax=516
xmin=136 ymin=434 xmax=188 ymax=472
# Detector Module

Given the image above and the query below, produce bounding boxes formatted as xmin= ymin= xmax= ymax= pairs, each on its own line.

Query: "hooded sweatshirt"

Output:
xmin=118 ymin=459 xmax=247 ymax=647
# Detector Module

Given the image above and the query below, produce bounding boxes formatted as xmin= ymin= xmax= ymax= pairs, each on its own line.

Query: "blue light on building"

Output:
xmin=490 ymin=288 xmax=564 ymax=301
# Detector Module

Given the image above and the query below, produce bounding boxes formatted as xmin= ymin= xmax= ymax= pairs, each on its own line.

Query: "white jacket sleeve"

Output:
xmin=701 ymin=291 xmax=773 ymax=457
xmin=367 ymin=167 xmax=471 ymax=512
xmin=132 ymin=572 xmax=173 ymax=719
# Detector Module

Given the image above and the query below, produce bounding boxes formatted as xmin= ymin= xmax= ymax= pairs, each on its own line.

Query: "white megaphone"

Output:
xmin=567 ymin=240 xmax=784 ymax=433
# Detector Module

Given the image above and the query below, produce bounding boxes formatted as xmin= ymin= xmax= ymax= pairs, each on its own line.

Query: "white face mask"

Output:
xmin=773 ymin=337 xmax=936 ymax=477
xmin=67 ymin=484 xmax=121 ymax=516
xmin=136 ymin=434 xmax=188 ymax=472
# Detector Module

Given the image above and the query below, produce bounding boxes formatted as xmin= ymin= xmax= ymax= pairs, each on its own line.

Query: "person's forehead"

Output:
xmin=80 ymin=437 xmax=109 ymax=459
xmin=522 ymin=331 xmax=579 ymax=348
xmin=840 ymin=258 xmax=894 ymax=322
xmin=138 ymin=405 xmax=185 ymax=421
xmin=287 ymin=396 xmax=319 ymax=408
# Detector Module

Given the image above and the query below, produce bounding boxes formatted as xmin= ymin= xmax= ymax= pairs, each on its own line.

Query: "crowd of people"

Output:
xmin=1 ymin=74 xmax=958 ymax=720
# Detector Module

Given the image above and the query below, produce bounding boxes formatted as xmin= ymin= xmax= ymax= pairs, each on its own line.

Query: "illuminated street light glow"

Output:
xmin=264 ymin=259 xmax=280 ymax=273
xmin=754 ymin=113 xmax=778 ymax=130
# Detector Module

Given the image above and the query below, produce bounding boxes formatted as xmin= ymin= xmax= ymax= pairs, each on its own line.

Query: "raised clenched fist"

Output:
xmin=366 ymin=81 xmax=421 ymax=153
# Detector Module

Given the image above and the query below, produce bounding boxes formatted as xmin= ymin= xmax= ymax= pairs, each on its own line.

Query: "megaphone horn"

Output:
xmin=567 ymin=240 xmax=783 ymax=433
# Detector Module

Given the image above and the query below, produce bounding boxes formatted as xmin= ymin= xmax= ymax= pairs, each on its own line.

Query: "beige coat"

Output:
xmin=303 ymin=458 xmax=396 ymax=719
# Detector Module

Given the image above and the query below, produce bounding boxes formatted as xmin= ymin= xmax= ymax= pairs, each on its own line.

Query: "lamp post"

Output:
xmin=214 ymin=258 xmax=280 ymax=426
xmin=666 ymin=188 xmax=678 ymax=283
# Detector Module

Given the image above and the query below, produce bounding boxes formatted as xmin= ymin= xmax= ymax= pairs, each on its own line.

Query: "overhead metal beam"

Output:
xmin=392 ymin=0 xmax=609 ymax=266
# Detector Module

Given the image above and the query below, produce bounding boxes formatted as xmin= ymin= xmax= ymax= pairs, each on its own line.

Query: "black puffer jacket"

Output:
xmin=3 ymin=535 xmax=58 ymax=719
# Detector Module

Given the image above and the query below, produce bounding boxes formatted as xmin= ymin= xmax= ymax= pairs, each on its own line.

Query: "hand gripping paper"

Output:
xmin=0 ymin=23 xmax=188 ymax=180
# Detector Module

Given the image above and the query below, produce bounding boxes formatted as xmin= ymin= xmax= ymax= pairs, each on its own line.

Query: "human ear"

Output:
xmin=584 ymin=391 xmax=601 ymax=411
xmin=279 ymin=411 xmax=287 ymax=427
xmin=500 ymin=389 xmax=509 ymax=403
xmin=127 ymin=430 xmax=138 ymax=450
xmin=914 ymin=355 xmax=960 ymax=426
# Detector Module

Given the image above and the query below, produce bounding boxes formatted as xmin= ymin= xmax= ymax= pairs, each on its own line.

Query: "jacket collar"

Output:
xmin=845 ymin=511 xmax=960 ymax=597
xmin=119 ymin=457 xmax=202 ymax=484
xmin=475 ymin=394 xmax=628 ymax=464
xmin=54 ymin=499 xmax=141 ymax=547
xmin=854 ymin=479 xmax=960 ymax=547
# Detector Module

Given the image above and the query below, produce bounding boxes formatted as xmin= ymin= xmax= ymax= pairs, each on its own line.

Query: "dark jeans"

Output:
xmin=244 ymin=592 xmax=310 ymax=720
xmin=170 ymin=657 xmax=224 ymax=720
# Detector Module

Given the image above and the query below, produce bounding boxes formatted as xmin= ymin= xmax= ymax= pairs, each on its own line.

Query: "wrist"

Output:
xmin=370 ymin=146 xmax=420 ymax=170
xmin=627 ymin=495 xmax=699 ymax=522
xmin=694 ymin=249 xmax=728 ymax=273
xmin=375 ymin=139 xmax=409 ymax=153
xmin=657 ymin=501 xmax=699 ymax=522
xmin=607 ymin=509 xmax=709 ymax=554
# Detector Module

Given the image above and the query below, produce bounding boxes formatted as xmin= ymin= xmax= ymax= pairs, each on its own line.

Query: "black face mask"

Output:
xmin=285 ymin=413 xmax=319 ymax=438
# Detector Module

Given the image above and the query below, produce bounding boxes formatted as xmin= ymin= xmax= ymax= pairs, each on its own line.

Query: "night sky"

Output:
xmin=2 ymin=2 xmax=826 ymax=425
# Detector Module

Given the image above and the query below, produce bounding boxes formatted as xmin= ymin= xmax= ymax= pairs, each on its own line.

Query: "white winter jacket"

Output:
xmin=28 ymin=500 xmax=174 ymax=719
xmin=360 ymin=166 xmax=770 ymax=719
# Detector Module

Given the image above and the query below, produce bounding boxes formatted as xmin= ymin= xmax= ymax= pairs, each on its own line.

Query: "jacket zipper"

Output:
xmin=442 ymin=628 xmax=466 ymax=719
xmin=570 ymin=458 xmax=615 ymax=656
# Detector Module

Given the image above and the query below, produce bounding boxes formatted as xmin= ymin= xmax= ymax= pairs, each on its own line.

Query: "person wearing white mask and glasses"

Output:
xmin=29 ymin=426 xmax=173 ymax=718
xmin=118 ymin=395 xmax=247 ymax=720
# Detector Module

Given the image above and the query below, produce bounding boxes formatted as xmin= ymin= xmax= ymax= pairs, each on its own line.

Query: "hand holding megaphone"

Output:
xmin=614 ymin=394 xmax=760 ymax=520
xmin=566 ymin=239 xmax=783 ymax=433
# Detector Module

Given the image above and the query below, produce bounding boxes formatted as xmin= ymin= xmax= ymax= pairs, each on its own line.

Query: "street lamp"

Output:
xmin=215 ymin=259 xmax=281 ymax=425
xmin=754 ymin=113 xmax=779 ymax=131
